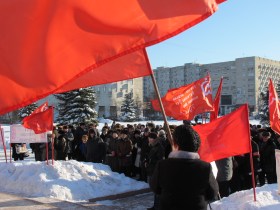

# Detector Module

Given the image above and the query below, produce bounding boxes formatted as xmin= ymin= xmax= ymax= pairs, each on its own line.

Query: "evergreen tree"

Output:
xmin=134 ymin=96 xmax=143 ymax=121
xmin=120 ymin=91 xmax=137 ymax=122
xmin=55 ymin=87 xmax=97 ymax=125
xmin=17 ymin=102 xmax=38 ymax=121
xmin=259 ymin=90 xmax=269 ymax=126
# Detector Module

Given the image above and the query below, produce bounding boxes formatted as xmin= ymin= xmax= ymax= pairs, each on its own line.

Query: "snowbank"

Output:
xmin=0 ymin=160 xmax=148 ymax=202
xmin=210 ymin=184 xmax=280 ymax=210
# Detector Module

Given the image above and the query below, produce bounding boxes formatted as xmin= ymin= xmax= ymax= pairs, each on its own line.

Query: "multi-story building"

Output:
xmin=93 ymin=78 xmax=144 ymax=119
xmin=144 ymin=56 xmax=280 ymax=116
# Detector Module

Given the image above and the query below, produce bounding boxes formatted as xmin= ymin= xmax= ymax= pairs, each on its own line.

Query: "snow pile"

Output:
xmin=0 ymin=160 xmax=148 ymax=202
xmin=210 ymin=184 xmax=280 ymax=210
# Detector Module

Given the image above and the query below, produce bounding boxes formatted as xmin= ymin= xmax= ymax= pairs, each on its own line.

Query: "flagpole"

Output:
xmin=46 ymin=142 xmax=49 ymax=165
xmin=10 ymin=143 xmax=12 ymax=163
xmin=0 ymin=126 xmax=7 ymax=163
xmin=51 ymin=109 xmax=54 ymax=166
xmin=246 ymin=104 xmax=257 ymax=202
xmin=143 ymin=49 xmax=173 ymax=146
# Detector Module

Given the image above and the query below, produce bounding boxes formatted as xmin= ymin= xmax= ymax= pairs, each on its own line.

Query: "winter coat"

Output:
xmin=146 ymin=139 xmax=164 ymax=176
xmin=259 ymin=139 xmax=276 ymax=173
xmin=86 ymin=137 xmax=107 ymax=163
xmin=140 ymin=135 xmax=150 ymax=162
xmin=215 ymin=157 xmax=233 ymax=182
xmin=150 ymin=151 xmax=219 ymax=210
xmin=54 ymin=135 xmax=67 ymax=160
xmin=105 ymin=137 xmax=120 ymax=172
xmin=117 ymin=137 xmax=133 ymax=167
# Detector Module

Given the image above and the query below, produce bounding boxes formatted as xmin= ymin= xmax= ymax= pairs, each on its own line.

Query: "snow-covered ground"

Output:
xmin=209 ymin=184 xmax=280 ymax=210
xmin=0 ymin=157 xmax=148 ymax=202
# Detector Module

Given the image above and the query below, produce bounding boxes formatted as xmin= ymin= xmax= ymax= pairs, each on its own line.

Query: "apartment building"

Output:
xmin=143 ymin=56 xmax=280 ymax=116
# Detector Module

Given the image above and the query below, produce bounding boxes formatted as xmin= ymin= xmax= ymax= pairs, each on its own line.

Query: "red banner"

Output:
xmin=210 ymin=77 xmax=223 ymax=121
xmin=151 ymin=75 xmax=214 ymax=120
xmin=0 ymin=0 xmax=225 ymax=115
xmin=193 ymin=104 xmax=251 ymax=162
xmin=269 ymin=79 xmax=280 ymax=135
xmin=23 ymin=107 xmax=54 ymax=134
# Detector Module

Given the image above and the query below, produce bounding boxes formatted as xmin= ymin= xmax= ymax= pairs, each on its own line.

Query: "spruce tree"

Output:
xmin=120 ymin=91 xmax=137 ymax=122
xmin=259 ymin=90 xmax=269 ymax=126
xmin=17 ymin=102 xmax=38 ymax=121
xmin=55 ymin=87 xmax=97 ymax=125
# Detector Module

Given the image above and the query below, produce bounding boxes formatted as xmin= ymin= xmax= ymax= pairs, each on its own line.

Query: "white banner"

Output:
xmin=10 ymin=124 xmax=47 ymax=143
xmin=275 ymin=149 xmax=280 ymax=195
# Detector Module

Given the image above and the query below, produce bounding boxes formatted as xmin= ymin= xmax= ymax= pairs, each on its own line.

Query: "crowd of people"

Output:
xmin=10 ymin=120 xmax=280 ymax=210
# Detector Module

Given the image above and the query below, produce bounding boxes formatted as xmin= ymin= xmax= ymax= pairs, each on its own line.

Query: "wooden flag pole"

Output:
xmin=0 ymin=126 xmax=7 ymax=163
xmin=143 ymin=49 xmax=173 ymax=146
xmin=246 ymin=104 xmax=257 ymax=202
xmin=10 ymin=143 xmax=12 ymax=163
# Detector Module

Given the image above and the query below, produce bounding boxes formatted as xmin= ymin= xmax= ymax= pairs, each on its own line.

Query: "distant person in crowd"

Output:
xmin=145 ymin=132 xmax=164 ymax=210
xmin=106 ymin=130 xmax=120 ymax=172
xmin=60 ymin=125 xmax=74 ymax=160
xmin=149 ymin=125 xmax=218 ymax=210
xmin=117 ymin=129 xmax=133 ymax=177
xmin=100 ymin=126 xmax=109 ymax=141
xmin=140 ymin=127 xmax=151 ymax=182
xmin=76 ymin=134 xmax=88 ymax=161
xmin=132 ymin=129 xmax=142 ymax=178
xmin=54 ymin=130 xmax=67 ymax=160
xmin=259 ymin=131 xmax=277 ymax=186
xmin=88 ymin=122 xmax=100 ymax=137
xmin=73 ymin=122 xmax=88 ymax=159
xmin=215 ymin=157 xmax=233 ymax=198
xmin=11 ymin=143 xmax=27 ymax=161
xmin=86 ymin=129 xmax=107 ymax=163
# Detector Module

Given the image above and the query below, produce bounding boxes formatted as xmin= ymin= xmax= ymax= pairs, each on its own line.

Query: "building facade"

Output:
xmin=93 ymin=78 xmax=144 ymax=119
xmin=143 ymin=56 xmax=280 ymax=116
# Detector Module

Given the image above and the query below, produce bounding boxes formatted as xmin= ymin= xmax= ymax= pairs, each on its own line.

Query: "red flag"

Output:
xmin=23 ymin=107 xmax=54 ymax=134
xmin=0 ymin=0 xmax=225 ymax=115
xmin=151 ymin=75 xmax=214 ymax=120
xmin=193 ymin=104 xmax=251 ymax=162
xmin=31 ymin=102 xmax=49 ymax=115
xmin=269 ymin=79 xmax=280 ymax=135
xmin=210 ymin=77 xmax=223 ymax=121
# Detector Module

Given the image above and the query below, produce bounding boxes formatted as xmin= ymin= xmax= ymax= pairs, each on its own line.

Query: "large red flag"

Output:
xmin=269 ymin=79 xmax=280 ymax=135
xmin=23 ymin=107 xmax=54 ymax=134
xmin=193 ymin=104 xmax=251 ymax=162
xmin=210 ymin=77 xmax=223 ymax=121
xmin=0 ymin=0 xmax=225 ymax=115
xmin=151 ymin=75 xmax=214 ymax=120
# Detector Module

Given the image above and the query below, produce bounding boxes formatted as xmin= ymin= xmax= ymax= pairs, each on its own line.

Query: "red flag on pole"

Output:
xmin=31 ymin=102 xmax=49 ymax=114
xmin=0 ymin=0 xmax=225 ymax=115
xmin=269 ymin=79 xmax=280 ymax=135
xmin=193 ymin=104 xmax=251 ymax=162
xmin=210 ymin=77 xmax=223 ymax=121
xmin=23 ymin=107 xmax=54 ymax=134
xmin=151 ymin=75 xmax=214 ymax=120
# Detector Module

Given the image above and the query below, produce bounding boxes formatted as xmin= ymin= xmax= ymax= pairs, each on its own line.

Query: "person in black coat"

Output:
xmin=149 ymin=125 xmax=219 ymax=210
xmin=258 ymin=131 xmax=277 ymax=185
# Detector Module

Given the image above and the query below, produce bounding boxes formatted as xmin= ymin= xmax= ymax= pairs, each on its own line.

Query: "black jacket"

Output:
xmin=150 ymin=157 xmax=218 ymax=210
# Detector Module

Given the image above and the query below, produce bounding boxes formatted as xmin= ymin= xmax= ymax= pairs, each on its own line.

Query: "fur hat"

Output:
xmin=173 ymin=125 xmax=201 ymax=152
xmin=148 ymin=132 xmax=158 ymax=140
xmin=121 ymin=128 xmax=129 ymax=135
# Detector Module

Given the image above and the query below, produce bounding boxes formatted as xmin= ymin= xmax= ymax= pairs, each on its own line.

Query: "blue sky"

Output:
xmin=146 ymin=0 xmax=280 ymax=69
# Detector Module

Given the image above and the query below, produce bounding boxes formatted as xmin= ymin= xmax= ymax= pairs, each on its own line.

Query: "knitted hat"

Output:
xmin=173 ymin=125 xmax=201 ymax=152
